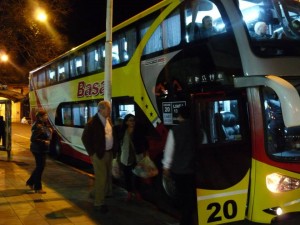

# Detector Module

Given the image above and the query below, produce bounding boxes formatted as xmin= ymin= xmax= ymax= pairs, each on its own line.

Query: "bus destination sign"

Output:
xmin=162 ymin=101 xmax=186 ymax=125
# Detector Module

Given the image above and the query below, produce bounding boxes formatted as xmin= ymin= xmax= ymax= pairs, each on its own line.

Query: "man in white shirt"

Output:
xmin=82 ymin=100 xmax=116 ymax=213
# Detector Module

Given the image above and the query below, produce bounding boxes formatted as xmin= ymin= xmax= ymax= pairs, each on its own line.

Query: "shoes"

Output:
xmin=35 ymin=190 xmax=46 ymax=194
xmin=94 ymin=205 xmax=108 ymax=213
xmin=26 ymin=184 xmax=34 ymax=190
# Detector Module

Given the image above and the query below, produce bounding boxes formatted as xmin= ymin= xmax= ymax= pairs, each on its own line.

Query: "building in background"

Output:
xmin=0 ymin=84 xmax=28 ymax=123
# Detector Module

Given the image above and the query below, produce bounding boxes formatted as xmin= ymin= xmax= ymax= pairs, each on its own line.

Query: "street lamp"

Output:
xmin=35 ymin=9 xmax=48 ymax=23
xmin=33 ymin=7 xmax=62 ymax=47
xmin=0 ymin=53 xmax=8 ymax=63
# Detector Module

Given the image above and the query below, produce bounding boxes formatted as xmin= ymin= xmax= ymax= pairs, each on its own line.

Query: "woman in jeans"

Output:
xmin=26 ymin=110 xmax=52 ymax=193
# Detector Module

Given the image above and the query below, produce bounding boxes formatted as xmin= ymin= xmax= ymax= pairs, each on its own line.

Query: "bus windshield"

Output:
xmin=238 ymin=0 xmax=300 ymax=57
xmin=263 ymin=78 xmax=300 ymax=162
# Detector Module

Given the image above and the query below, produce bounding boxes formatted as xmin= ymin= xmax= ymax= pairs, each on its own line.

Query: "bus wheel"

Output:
xmin=50 ymin=135 xmax=62 ymax=159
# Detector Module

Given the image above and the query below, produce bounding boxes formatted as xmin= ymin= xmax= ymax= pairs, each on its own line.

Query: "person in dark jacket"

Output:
xmin=118 ymin=114 xmax=148 ymax=201
xmin=0 ymin=116 xmax=5 ymax=147
xmin=162 ymin=106 xmax=197 ymax=225
xmin=26 ymin=110 xmax=52 ymax=193
xmin=81 ymin=100 xmax=117 ymax=213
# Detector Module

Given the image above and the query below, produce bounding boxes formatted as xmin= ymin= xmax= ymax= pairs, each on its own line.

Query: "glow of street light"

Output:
xmin=36 ymin=9 xmax=48 ymax=22
xmin=0 ymin=54 xmax=8 ymax=62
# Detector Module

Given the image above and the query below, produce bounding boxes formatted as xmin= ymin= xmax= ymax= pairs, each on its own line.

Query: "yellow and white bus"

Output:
xmin=29 ymin=0 xmax=300 ymax=224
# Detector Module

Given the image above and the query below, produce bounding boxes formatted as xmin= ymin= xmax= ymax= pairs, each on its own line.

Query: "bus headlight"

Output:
xmin=263 ymin=206 xmax=283 ymax=215
xmin=266 ymin=173 xmax=300 ymax=193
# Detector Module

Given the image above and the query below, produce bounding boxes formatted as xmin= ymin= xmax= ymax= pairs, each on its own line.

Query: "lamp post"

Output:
xmin=104 ymin=0 xmax=113 ymax=101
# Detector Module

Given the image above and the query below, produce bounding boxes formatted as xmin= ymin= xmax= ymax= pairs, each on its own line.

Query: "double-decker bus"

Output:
xmin=29 ymin=0 xmax=300 ymax=224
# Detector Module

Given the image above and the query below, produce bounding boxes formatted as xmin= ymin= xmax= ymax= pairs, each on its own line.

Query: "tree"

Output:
xmin=0 ymin=0 xmax=71 ymax=84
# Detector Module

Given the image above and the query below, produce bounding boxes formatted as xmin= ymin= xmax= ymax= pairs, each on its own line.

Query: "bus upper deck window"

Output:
xmin=70 ymin=53 xmax=85 ymax=77
xmin=47 ymin=67 xmax=57 ymax=84
xmin=185 ymin=1 xmax=225 ymax=42
xmin=37 ymin=71 xmax=46 ymax=88
xmin=87 ymin=47 xmax=100 ymax=73
xmin=142 ymin=9 xmax=180 ymax=55
xmin=58 ymin=61 xmax=69 ymax=81
xmin=239 ymin=0 xmax=300 ymax=41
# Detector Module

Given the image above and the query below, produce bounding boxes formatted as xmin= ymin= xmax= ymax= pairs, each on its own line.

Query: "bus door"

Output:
xmin=192 ymin=91 xmax=251 ymax=225
xmin=235 ymin=76 xmax=300 ymax=224
xmin=111 ymin=96 xmax=164 ymax=161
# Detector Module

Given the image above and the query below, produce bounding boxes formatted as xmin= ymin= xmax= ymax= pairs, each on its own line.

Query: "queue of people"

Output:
xmin=81 ymin=100 xmax=153 ymax=212
xmin=26 ymin=102 xmax=198 ymax=225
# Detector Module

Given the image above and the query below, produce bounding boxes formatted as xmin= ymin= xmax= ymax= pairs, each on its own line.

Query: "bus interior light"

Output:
xmin=266 ymin=173 xmax=300 ymax=193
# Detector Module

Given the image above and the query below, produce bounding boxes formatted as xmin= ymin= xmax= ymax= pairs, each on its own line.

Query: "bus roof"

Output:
xmin=29 ymin=0 xmax=174 ymax=74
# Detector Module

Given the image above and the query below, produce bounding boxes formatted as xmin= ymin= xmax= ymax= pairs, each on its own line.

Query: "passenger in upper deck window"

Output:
xmin=253 ymin=21 xmax=272 ymax=40
xmin=199 ymin=16 xmax=218 ymax=38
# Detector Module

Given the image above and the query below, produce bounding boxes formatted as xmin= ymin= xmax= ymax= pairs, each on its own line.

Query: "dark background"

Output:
xmin=67 ymin=0 xmax=162 ymax=46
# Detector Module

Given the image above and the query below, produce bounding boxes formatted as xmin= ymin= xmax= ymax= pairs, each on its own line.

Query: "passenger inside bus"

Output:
xmin=59 ymin=72 xmax=66 ymax=81
xmin=252 ymin=21 xmax=272 ymax=40
xmin=215 ymin=111 xmax=240 ymax=141
xmin=63 ymin=113 xmax=73 ymax=126
xmin=199 ymin=15 xmax=218 ymax=38
xmin=186 ymin=22 xmax=201 ymax=41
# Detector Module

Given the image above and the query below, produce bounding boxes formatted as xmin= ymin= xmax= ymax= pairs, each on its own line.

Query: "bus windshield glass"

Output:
xmin=263 ymin=79 xmax=300 ymax=162
xmin=238 ymin=0 xmax=300 ymax=57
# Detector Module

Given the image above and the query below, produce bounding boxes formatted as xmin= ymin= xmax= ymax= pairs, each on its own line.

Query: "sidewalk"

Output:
xmin=0 ymin=127 xmax=178 ymax=225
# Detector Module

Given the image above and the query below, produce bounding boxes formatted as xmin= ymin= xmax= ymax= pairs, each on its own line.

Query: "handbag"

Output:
xmin=132 ymin=155 xmax=158 ymax=178
xmin=112 ymin=158 xmax=123 ymax=179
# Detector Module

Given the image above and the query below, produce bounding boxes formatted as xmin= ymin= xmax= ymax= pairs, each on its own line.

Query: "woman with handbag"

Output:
xmin=118 ymin=114 xmax=148 ymax=201
xmin=26 ymin=110 xmax=52 ymax=194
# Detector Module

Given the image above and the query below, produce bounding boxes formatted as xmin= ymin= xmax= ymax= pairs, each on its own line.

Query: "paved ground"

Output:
xmin=0 ymin=123 xmax=178 ymax=225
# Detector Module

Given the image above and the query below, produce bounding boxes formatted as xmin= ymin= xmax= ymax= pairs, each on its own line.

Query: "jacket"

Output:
xmin=81 ymin=113 xmax=117 ymax=159
xmin=30 ymin=120 xmax=52 ymax=154
xmin=171 ymin=119 xmax=196 ymax=174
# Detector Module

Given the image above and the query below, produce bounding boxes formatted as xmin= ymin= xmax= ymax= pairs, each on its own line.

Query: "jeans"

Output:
xmin=26 ymin=152 xmax=46 ymax=190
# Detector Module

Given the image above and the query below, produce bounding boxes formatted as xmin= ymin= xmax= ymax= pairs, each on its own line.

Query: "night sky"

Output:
xmin=67 ymin=0 xmax=162 ymax=46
